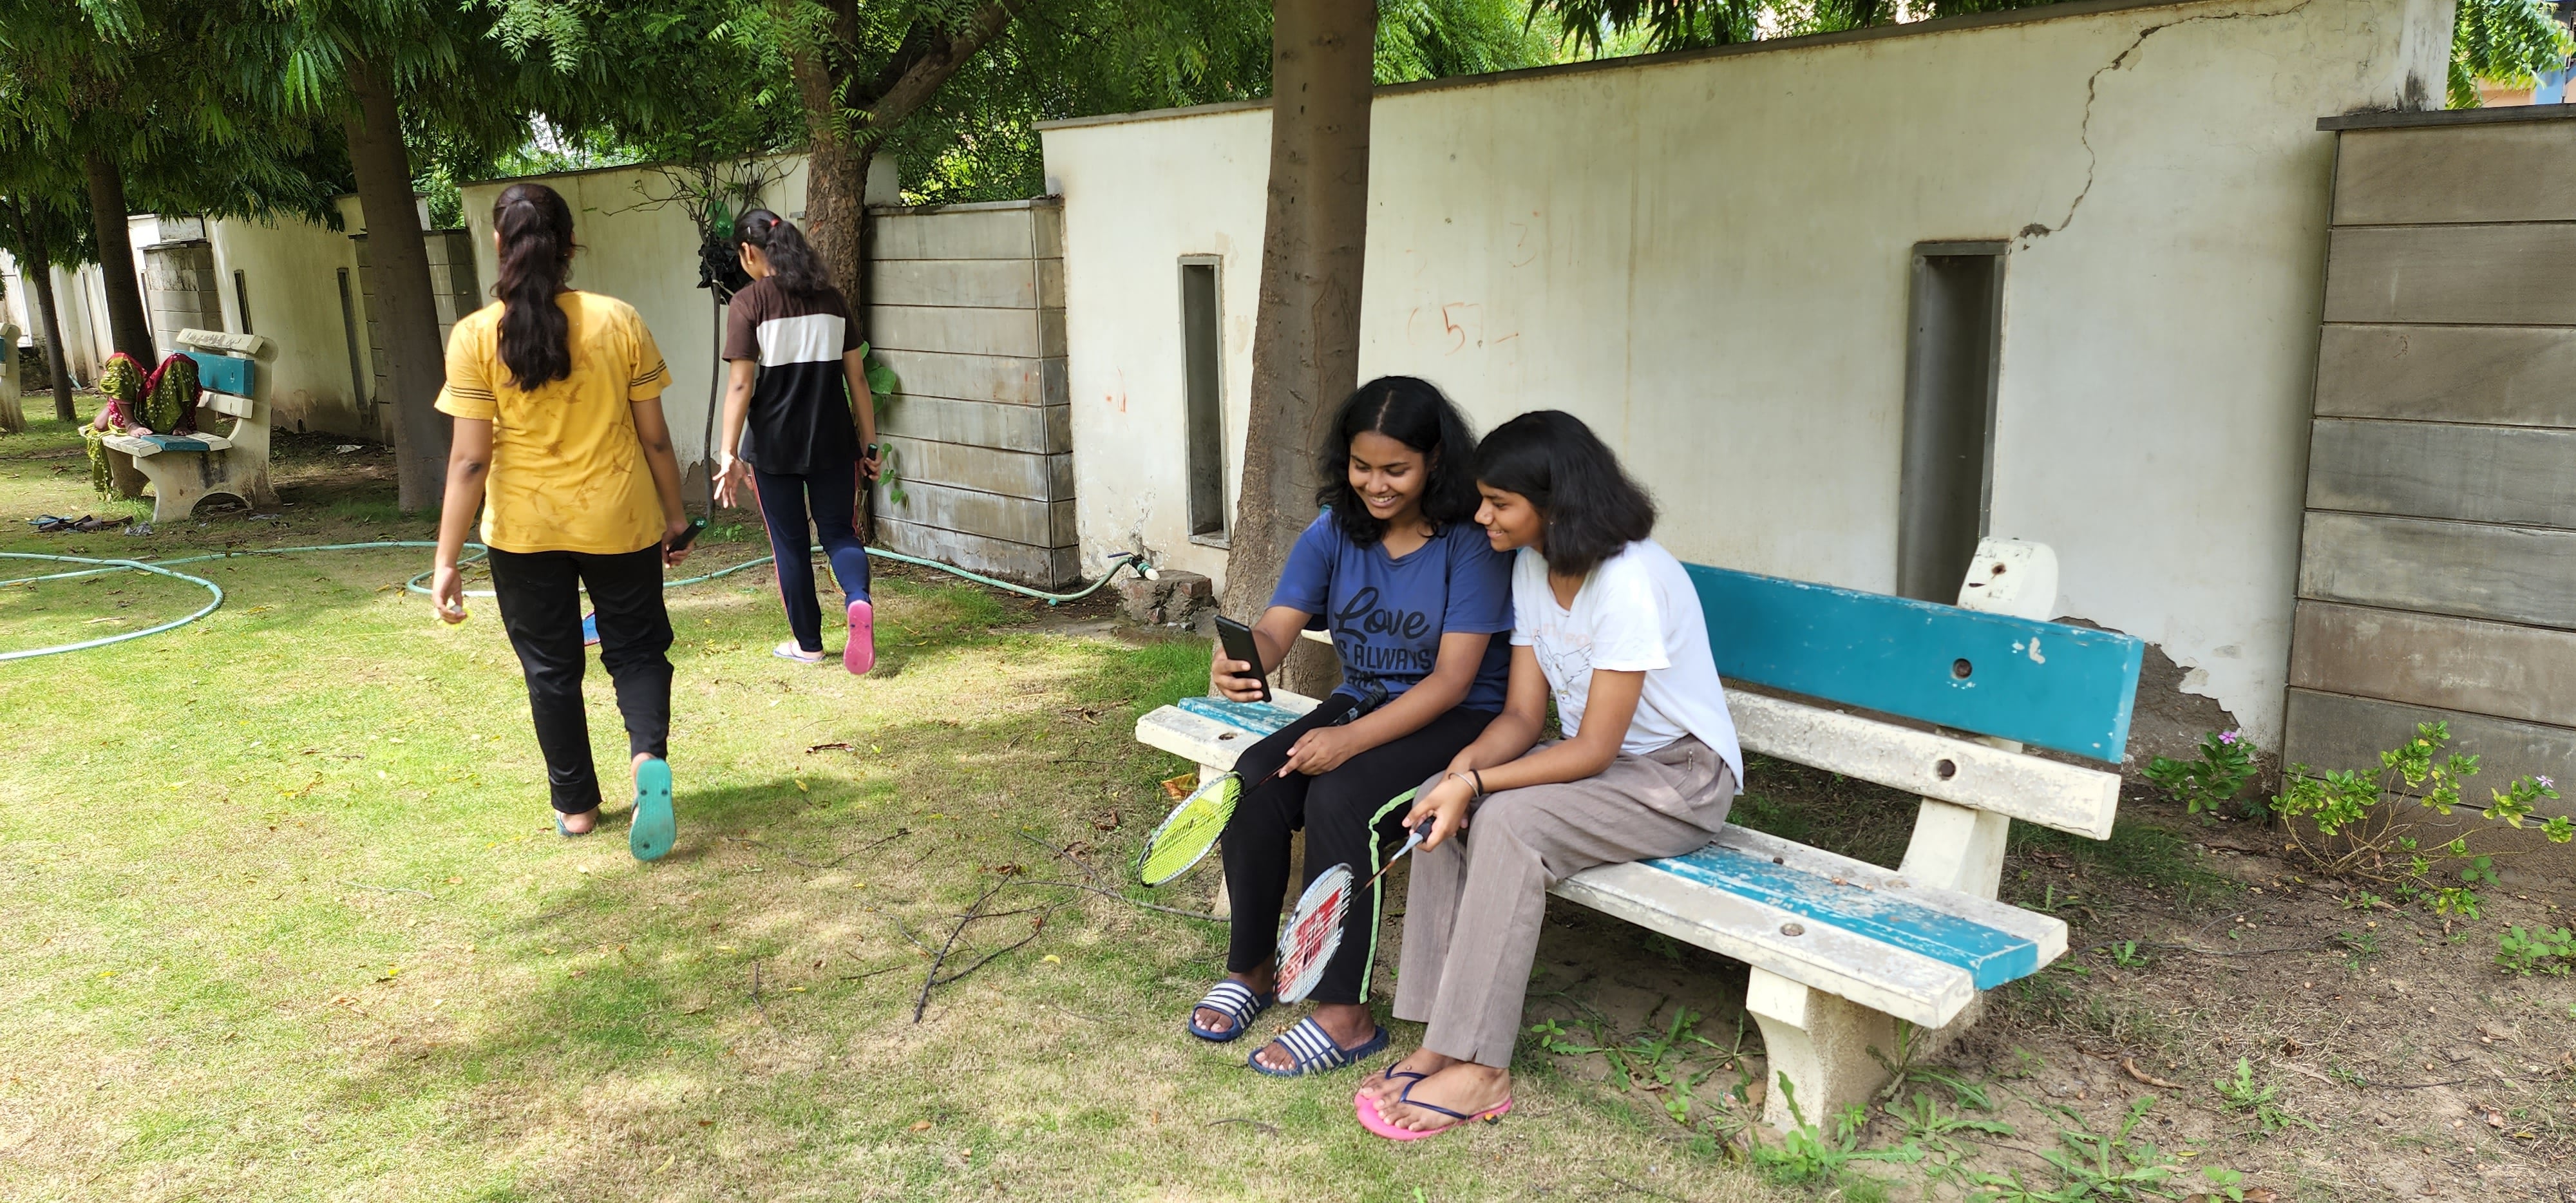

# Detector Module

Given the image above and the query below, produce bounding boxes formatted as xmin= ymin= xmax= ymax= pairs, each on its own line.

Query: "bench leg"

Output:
xmin=1898 ymin=800 xmax=2011 ymax=900
xmin=106 ymin=450 xmax=148 ymax=500
xmin=1745 ymin=967 xmax=1898 ymax=1135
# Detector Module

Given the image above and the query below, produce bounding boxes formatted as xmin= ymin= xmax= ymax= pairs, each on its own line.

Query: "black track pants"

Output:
xmin=486 ymin=544 xmax=674 ymax=814
xmin=1218 ymin=696 xmax=1495 ymax=1005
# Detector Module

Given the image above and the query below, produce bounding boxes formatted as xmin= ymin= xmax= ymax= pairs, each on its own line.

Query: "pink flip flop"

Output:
xmin=843 ymin=598 xmax=875 ymax=675
xmin=1355 ymin=1081 xmax=1512 ymax=1141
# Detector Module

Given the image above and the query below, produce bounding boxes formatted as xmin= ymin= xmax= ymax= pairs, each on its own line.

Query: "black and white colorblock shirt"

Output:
xmin=722 ymin=276 xmax=863 ymax=475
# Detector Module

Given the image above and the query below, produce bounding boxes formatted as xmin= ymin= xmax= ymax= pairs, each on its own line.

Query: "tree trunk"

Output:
xmin=81 ymin=149 xmax=156 ymax=366
xmin=1220 ymin=0 xmax=1376 ymax=696
xmin=344 ymin=55 xmax=450 ymax=512
xmin=11 ymin=205 xmax=77 ymax=421
xmin=32 ymin=260 xmax=75 ymax=422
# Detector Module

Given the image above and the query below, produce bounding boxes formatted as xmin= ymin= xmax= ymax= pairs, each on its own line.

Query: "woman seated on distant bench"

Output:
xmin=1354 ymin=410 xmax=1743 ymax=1140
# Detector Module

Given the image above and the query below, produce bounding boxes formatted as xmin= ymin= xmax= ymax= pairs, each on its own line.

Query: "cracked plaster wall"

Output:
xmin=1045 ymin=0 xmax=2452 ymax=751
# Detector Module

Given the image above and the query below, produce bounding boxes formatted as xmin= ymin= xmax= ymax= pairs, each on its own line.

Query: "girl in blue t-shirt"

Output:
xmin=1186 ymin=376 xmax=1514 ymax=1078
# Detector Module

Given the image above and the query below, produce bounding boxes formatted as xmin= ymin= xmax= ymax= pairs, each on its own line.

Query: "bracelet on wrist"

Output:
xmin=1470 ymin=769 xmax=1486 ymax=798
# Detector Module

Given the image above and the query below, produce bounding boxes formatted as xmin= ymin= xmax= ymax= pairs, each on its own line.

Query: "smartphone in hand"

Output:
xmin=667 ymin=517 xmax=710 ymax=553
xmin=1214 ymin=615 xmax=1270 ymax=703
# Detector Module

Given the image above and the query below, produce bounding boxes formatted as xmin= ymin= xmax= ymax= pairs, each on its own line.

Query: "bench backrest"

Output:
xmin=1685 ymin=564 xmax=2143 ymax=763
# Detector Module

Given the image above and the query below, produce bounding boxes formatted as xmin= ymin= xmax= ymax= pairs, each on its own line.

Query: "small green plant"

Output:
xmin=1526 ymin=1009 xmax=1747 ymax=1134
xmin=1887 ymin=1090 xmax=2013 ymax=1188
xmin=1967 ymin=1095 xmax=2186 ymax=1201
xmin=2107 ymin=940 xmax=2149 ymax=969
xmin=2496 ymin=925 xmax=2576 ymax=976
xmin=2336 ymin=928 xmax=2381 ymax=971
xmin=2271 ymin=723 xmax=2571 ymax=918
xmin=2145 ymin=728 xmax=2261 ymax=817
xmin=1750 ymin=1074 xmax=1923 ymax=1185
xmin=2211 ymin=1057 xmax=2311 ymax=1135
xmin=857 ymin=341 xmax=907 ymax=506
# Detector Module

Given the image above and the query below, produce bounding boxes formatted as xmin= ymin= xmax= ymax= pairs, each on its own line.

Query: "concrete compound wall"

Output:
xmin=1040 ymin=0 xmax=2453 ymax=752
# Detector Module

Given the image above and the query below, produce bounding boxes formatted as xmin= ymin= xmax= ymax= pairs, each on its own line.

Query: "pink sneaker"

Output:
xmin=843 ymin=598 xmax=875 ymax=675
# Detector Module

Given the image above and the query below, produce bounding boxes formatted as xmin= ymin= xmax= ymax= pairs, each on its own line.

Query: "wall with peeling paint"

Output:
xmin=1041 ymin=0 xmax=2450 ymax=753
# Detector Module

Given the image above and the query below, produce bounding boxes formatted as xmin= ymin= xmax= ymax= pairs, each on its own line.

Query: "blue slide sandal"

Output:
xmin=1186 ymin=980 xmax=1274 ymax=1043
xmin=630 ymin=757 xmax=676 ymax=862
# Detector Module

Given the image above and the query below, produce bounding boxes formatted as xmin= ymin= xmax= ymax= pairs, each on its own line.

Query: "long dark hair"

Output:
xmin=1473 ymin=410 xmax=1657 ymax=578
xmin=491 ymin=182 xmax=576 ymax=391
xmin=1313 ymin=375 xmax=1482 ymax=547
xmin=733 ymin=209 xmax=834 ymax=301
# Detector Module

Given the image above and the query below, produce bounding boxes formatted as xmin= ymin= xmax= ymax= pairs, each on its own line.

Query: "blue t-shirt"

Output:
xmin=1266 ymin=512 xmax=1514 ymax=712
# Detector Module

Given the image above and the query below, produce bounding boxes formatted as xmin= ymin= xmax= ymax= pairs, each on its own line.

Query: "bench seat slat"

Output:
xmin=1554 ymin=862 xmax=1976 ymax=1026
xmin=1173 ymin=695 xmax=1316 ymax=737
xmin=199 ymin=392 xmax=254 ymax=420
xmin=1735 ymin=692 xmax=2119 ymax=838
xmin=1136 ymin=692 xmax=1319 ymax=773
xmin=100 ymin=432 xmax=232 ymax=457
xmin=1557 ymin=825 xmax=2066 ymax=1027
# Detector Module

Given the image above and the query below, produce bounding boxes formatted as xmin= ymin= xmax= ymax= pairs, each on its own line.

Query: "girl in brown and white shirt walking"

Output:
xmin=712 ymin=209 xmax=882 ymax=672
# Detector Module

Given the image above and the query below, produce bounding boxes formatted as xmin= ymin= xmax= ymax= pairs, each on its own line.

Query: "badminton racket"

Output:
xmin=1274 ymin=804 xmax=1432 ymax=1003
xmin=1133 ymin=694 xmax=1374 ymax=887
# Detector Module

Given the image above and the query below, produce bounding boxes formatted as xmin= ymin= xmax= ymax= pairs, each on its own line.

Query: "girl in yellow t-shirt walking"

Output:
xmin=428 ymin=182 xmax=693 ymax=862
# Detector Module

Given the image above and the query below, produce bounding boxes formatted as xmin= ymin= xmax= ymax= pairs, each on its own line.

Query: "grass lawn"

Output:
xmin=0 ymin=406 xmax=1792 ymax=1202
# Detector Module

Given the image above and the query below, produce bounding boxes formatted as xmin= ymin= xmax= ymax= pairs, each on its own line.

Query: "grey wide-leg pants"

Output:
xmin=1392 ymin=735 xmax=1738 ymax=1068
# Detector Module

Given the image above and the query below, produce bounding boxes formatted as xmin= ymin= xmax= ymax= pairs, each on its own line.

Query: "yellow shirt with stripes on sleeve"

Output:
xmin=434 ymin=291 xmax=674 ymax=555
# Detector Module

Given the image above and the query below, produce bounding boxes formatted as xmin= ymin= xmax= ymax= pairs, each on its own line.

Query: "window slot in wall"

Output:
xmin=1895 ymin=242 xmax=2006 ymax=603
xmin=232 ymin=269 xmax=253 ymax=336
xmin=1179 ymin=257 xmax=1227 ymax=542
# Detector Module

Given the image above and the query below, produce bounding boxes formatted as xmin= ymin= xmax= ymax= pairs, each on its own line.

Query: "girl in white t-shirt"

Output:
xmin=1354 ymin=409 xmax=1743 ymax=1141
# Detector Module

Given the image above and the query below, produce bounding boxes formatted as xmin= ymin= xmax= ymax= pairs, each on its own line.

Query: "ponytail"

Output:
xmin=733 ymin=208 xmax=835 ymax=301
xmin=491 ymin=182 xmax=576 ymax=390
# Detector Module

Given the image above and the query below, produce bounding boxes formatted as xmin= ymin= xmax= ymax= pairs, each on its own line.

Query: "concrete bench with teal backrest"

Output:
xmin=1134 ymin=540 xmax=2143 ymax=1130
xmin=99 ymin=329 xmax=279 ymax=523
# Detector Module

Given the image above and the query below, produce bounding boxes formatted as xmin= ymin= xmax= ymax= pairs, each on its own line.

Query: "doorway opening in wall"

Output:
xmin=1896 ymin=241 xmax=2005 ymax=603
xmin=1179 ymin=256 xmax=1227 ymax=544
xmin=232 ymin=269 xmax=254 ymax=336
xmin=336 ymin=268 xmax=368 ymax=421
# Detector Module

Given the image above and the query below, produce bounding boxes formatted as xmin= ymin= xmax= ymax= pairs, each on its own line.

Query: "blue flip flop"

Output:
xmin=1249 ymin=1016 xmax=1388 ymax=1077
xmin=1186 ymin=980 xmax=1274 ymax=1043
xmin=629 ymin=757 xmax=676 ymax=862
xmin=581 ymin=612 xmax=600 ymax=647
xmin=554 ymin=811 xmax=593 ymax=838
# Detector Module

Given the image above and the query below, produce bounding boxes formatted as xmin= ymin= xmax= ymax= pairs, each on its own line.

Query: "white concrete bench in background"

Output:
xmin=100 ymin=329 xmax=279 ymax=522
xmin=1134 ymin=539 xmax=2143 ymax=1132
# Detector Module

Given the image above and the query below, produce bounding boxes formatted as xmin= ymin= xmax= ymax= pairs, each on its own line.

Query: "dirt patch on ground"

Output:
xmin=1470 ymin=755 xmax=2576 ymax=1201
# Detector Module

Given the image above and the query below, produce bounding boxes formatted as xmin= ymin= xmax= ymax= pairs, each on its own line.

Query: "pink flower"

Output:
xmin=2218 ymin=730 xmax=2240 ymax=745
xmin=2541 ymin=775 xmax=2556 ymax=790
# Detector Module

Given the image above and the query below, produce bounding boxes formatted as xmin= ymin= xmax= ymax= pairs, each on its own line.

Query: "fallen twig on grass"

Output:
xmin=342 ymin=881 xmax=433 ymax=899
xmin=1017 ymin=878 xmax=1222 ymax=922
xmin=839 ymin=962 xmax=911 ymax=983
xmin=2121 ymin=1056 xmax=2184 ymax=1090
xmin=1204 ymin=1117 xmax=1282 ymax=1136
xmin=2138 ymin=938 xmax=2336 ymax=958
xmin=725 ymin=827 xmax=909 ymax=870
xmin=1014 ymin=829 xmax=1098 ymax=881
xmin=1603 ymin=1177 xmax=1703 ymax=1203
xmin=913 ymin=880 xmax=1012 ymax=1022
xmin=750 ymin=960 xmax=770 ymax=1023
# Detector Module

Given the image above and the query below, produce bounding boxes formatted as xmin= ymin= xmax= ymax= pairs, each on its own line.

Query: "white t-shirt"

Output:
xmin=1511 ymin=539 xmax=1744 ymax=783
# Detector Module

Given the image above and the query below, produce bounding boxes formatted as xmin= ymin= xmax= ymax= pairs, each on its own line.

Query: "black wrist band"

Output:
xmin=1470 ymin=769 xmax=1486 ymax=799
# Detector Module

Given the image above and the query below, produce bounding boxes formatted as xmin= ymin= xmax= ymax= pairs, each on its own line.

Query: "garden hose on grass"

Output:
xmin=0 ymin=543 xmax=1146 ymax=662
